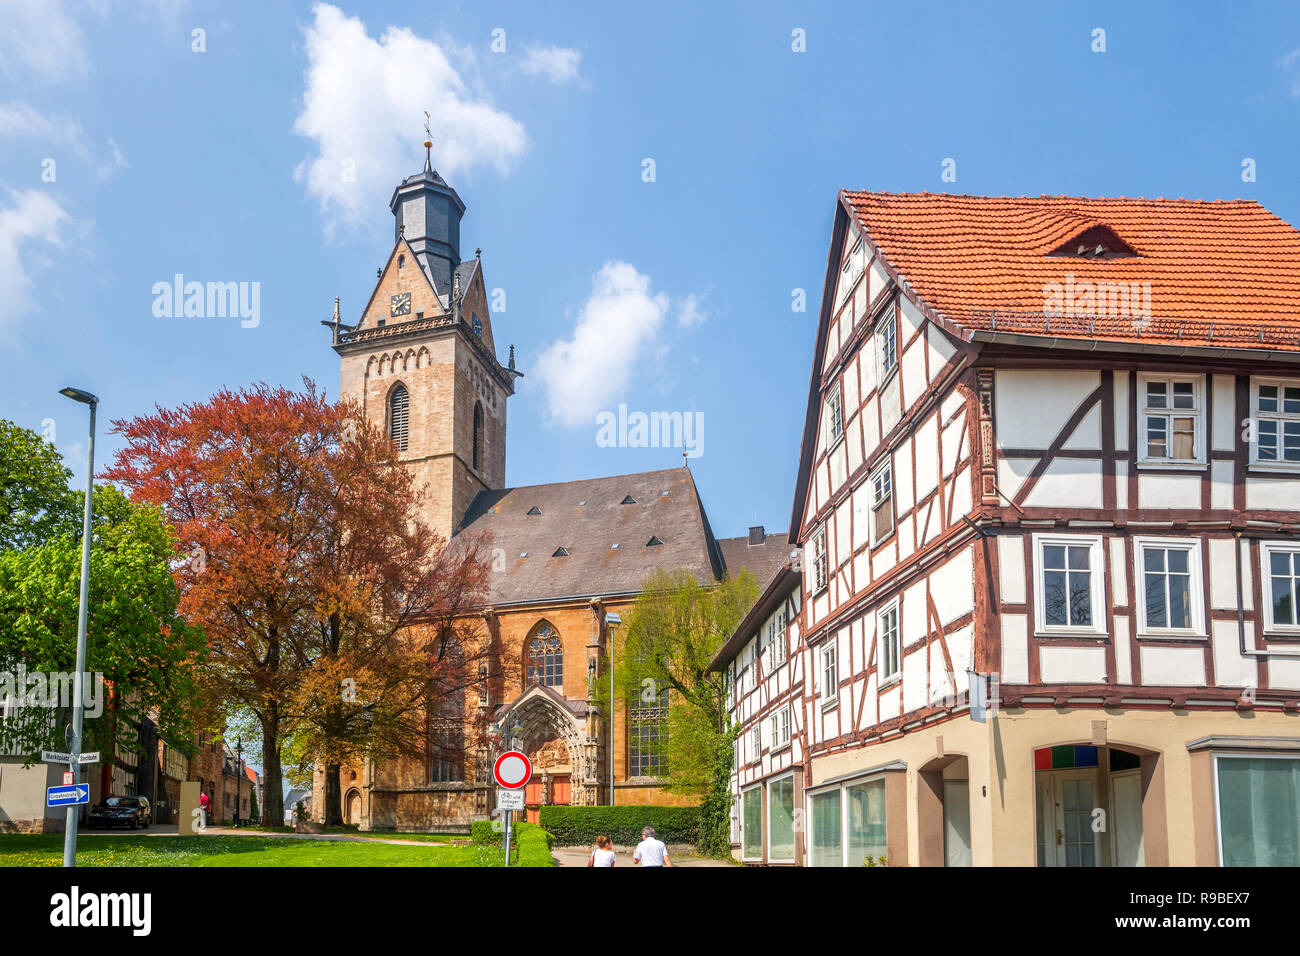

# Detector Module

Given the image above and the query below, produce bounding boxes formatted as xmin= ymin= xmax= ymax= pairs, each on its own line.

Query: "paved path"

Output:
xmin=552 ymin=845 xmax=732 ymax=867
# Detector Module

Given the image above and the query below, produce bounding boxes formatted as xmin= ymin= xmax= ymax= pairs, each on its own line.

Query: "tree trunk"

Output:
xmin=260 ymin=714 xmax=282 ymax=826
xmin=325 ymin=762 xmax=343 ymax=826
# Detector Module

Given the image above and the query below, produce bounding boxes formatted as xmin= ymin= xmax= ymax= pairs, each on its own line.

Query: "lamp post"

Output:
xmin=604 ymin=612 xmax=621 ymax=807
xmin=58 ymin=386 xmax=98 ymax=869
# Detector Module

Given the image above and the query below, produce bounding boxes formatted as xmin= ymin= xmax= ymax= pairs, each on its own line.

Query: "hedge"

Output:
xmin=470 ymin=819 xmax=556 ymax=867
xmin=537 ymin=805 xmax=699 ymax=846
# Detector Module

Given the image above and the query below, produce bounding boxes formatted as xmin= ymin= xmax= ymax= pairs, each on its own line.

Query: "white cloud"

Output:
xmin=1285 ymin=48 xmax=1300 ymax=96
xmin=0 ymin=0 xmax=89 ymax=84
xmin=0 ymin=102 xmax=87 ymax=150
xmin=293 ymin=3 xmax=528 ymax=232
xmin=519 ymin=45 xmax=583 ymax=85
xmin=97 ymin=137 xmax=128 ymax=177
xmin=534 ymin=261 xmax=670 ymax=426
xmin=0 ymin=189 xmax=70 ymax=339
xmin=677 ymin=292 xmax=708 ymax=328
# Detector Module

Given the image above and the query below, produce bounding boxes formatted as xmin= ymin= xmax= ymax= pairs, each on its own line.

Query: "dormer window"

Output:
xmin=646 ymin=536 xmax=663 ymax=547
xmin=527 ymin=506 xmax=542 ymax=515
xmin=552 ymin=546 xmax=569 ymax=557
xmin=621 ymin=495 xmax=637 ymax=505
xmin=1046 ymin=224 xmax=1139 ymax=259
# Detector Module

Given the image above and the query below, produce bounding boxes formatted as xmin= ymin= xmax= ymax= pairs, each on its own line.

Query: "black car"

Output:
xmin=87 ymin=796 xmax=151 ymax=829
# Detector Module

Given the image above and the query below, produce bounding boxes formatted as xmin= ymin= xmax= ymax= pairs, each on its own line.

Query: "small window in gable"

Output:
xmin=1046 ymin=224 xmax=1139 ymax=260
xmin=869 ymin=460 xmax=894 ymax=545
xmin=875 ymin=303 xmax=898 ymax=384
xmin=824 ymin=384 xmax=844 ymax=449
xmin=472 ymin=313 xmax=482 ymax=338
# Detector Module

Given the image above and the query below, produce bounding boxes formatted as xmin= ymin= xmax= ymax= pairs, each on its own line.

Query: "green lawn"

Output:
xmin=0 ymin=833 xmax=506 ymax=867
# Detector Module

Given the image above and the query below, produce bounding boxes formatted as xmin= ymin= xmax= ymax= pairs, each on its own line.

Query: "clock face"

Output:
xmin=390 ymin=292 xmax=412 ymax=316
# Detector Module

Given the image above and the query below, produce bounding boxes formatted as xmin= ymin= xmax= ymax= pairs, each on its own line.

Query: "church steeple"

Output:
xmin=389 ymin=138 xmax=465 ymax=304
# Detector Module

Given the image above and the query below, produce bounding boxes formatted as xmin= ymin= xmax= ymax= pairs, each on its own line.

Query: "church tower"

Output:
xmin=330 ymin=141 xmax=520 ymax=541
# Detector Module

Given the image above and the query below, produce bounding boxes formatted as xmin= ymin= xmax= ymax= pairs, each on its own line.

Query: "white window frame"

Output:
xmin=810 ymin=525 xmax=828 ymax=595
xmin=1211 ymin=752 xmax=1300 ymax=867
xmin=805 ymin=770 xmax=889 ymax=867
xmin=1262 ymin=541 xmax=1300 ymax=636
xmin=1031 ymin=533 xmax=1108 ymax=637
xmin=769 ymin=606 xmax=788 ymax=667
xmin=878 ymin=599 xmax=901 ymax=684
xmin=1136 ymin=372 xmax=1206 ymax=469
xmin=770 ymin=705 xmax=791 ymax=750
xmin=869 ymin=459 xmax=894 ymax=547
xmin=750 ymin=723 xmax=763 ymax=759
xmin=1133 ymin=536 xmax=1206 ymax=639
xmin=820 ymin=641 xmax=838 ymax=711
xmin=741 ymin=783 xmax=765 ymax=862
xmin=1249 ymin=377 xmax=1300 ymax=473
xmin=766 ymin=772 xmax=797 ymax=864
xmin=875 ymin=303 xmax=898 ymax=386
xmin=824 ymin=383 xmax=844 ymax=450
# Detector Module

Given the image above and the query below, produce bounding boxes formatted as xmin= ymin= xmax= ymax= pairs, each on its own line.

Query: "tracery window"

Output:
xmin=526 ymin=624 xmax=563 ymax=688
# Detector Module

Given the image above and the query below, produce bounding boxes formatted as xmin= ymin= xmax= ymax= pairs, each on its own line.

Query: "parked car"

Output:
xmin=87 ymin=796 xmax=151 ymax=829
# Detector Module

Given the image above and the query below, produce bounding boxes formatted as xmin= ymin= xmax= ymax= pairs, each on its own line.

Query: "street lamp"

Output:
xmin=604 ymin=612 xmax=621 ymax=807
xmin=59 ymin=386 xmax=98 ymax=869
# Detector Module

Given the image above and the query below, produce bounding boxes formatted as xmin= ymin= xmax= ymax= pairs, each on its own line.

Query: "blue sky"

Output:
xmin=2 ymin=0 xmax=1299 ymax=542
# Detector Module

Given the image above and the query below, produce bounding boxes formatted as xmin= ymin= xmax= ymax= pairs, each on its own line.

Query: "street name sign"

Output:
xmin=47 ymin=784 xmax=89 ymax=807
xmin=78 ymin=752 xmax=99 ymax=764
xmin=41 ymin=750 xmax=73 ymax=764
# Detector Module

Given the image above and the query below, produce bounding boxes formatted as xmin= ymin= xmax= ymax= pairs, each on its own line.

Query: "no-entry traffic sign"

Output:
xmin=493 ymin=750 xmax=532 ymax=790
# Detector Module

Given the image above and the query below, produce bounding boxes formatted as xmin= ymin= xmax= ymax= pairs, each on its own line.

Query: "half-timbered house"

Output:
xmin=714 ymin=191 xmax=1300 ymax=866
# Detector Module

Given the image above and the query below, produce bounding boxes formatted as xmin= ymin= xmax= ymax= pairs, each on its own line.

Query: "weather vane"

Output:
xmin=422 ymin=111 xmax=433 ymax=167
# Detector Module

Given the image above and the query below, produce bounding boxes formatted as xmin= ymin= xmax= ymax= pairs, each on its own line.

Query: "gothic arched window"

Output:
xmin=472 ymin=401 xmax=483 ymax=470
xmin=526 ymin=623 xmax=562 ymax=688
xmin=389 ymin=384 xmax=409 ymax=451
xmin=428 ymin=635 xmax=465 ymax=783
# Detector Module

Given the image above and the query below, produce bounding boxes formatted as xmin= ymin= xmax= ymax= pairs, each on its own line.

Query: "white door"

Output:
xmin=1039 ymin=771 xmax=1101 ymax=867
xmin=1109 ymin=770 xmax=1145 ymax=867
xmin=943 ymin=780 xmax=971 ymax=866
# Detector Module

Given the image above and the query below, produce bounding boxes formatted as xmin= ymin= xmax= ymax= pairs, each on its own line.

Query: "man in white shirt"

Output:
xmin=632 ymin=826 xmax=672 ymax=867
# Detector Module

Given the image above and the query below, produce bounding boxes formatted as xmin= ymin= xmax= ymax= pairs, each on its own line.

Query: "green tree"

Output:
xmin=0 ymin=471 xmax=206 ymax=761
xmin=0 ymin=419 xmax=75 ymax=552
xmin=608 ymin=566 xmax=759 ymax=856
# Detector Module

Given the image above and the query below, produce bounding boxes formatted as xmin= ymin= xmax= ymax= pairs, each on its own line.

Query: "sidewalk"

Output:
xmin=551 ymin=845 xmax=732 ymax=867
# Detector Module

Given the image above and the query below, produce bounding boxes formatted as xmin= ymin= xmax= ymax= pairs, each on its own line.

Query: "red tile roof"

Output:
xmin=843 ymin=192 xmax=1300 ymax=351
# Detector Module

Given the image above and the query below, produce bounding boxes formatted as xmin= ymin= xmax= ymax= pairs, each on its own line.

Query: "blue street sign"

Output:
xmin=47 ymin=784 xmax=89 ymax=807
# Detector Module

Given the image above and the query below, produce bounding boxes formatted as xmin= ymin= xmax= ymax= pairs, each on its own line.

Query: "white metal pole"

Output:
xmin=609 ymin=626 xmax=614 ymax=806
xmin=63 ymin=397 xmax=95 ymax=868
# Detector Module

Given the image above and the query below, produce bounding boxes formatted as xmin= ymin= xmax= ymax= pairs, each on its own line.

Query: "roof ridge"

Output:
xmin=842 ymin=189 xmax=1264 ymax=206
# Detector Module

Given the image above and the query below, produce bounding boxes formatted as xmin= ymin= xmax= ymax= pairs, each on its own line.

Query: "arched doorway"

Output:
xmin=344 ymin=788 xmax=361 ymax=826
xmin=496 ymin=684 xmax=587 ymax=823
xmin=1032 ymin=742 xmax=1162 ymax=867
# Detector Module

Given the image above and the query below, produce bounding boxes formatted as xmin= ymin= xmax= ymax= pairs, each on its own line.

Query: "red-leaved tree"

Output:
xmin=103 ymin=380 xmax=491 ymax=826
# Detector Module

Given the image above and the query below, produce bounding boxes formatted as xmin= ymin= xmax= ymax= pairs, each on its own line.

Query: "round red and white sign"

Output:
xmin=493 ymin=750 xmax=532 ymax=790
